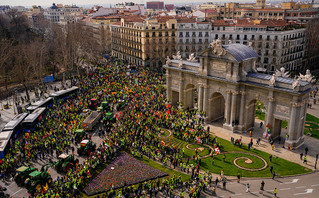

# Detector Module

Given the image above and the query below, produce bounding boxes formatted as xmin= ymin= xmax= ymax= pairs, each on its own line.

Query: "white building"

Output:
xmin=211 ymin=19 xmax=306 ymax=73
xmin=44 ymin=3 xmax=82 ymax=24
xmin=177 ymin=17 xmax=212 ymax=59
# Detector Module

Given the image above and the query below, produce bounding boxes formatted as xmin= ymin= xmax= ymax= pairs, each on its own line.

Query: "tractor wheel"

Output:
xmin=35 ymin=183 xmax=41 ymax=191
xmin=66 ymin=164 xmax=72 ymax=172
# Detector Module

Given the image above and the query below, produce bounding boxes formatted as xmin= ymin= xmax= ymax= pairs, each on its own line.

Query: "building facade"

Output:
xmin=212 ymin=19 xmax=306 ymax=73
xmin=146 ymin=1 xmax=164 ymax=10
xmin=111 ymin=16 xmax=177 ymax=67
xmin=177 ymin=17 xmax=212 ymax=59
xmin=44 ymin=3 xmax=82 ymax=24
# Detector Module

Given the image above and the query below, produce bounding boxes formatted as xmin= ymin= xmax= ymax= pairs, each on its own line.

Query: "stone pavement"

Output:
xmin=206 ymin=121 xmax=318 ymax=171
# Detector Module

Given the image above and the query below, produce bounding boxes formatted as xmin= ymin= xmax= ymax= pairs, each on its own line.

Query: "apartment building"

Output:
xmin=177 ymin=17 xmax=212 ymax=58
xmin=111 ymin=16 xmax=177 ymax=67
xmin=212 ymin=19 xmax=306 ymax=73
xmin=44 ymin=3 xmax=82 ymax=24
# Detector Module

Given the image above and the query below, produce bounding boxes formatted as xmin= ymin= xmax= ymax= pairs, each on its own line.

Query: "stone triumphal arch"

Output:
xmin=164 ymin=41 xmax=311 ymax=148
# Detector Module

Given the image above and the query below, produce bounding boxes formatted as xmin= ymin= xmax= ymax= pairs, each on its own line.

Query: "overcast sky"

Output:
xmin=1 ymin=0 xmax=259 ymax=8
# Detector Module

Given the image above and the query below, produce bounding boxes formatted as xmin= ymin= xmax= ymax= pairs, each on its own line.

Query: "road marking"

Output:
xmin=280 ymin=179 xmax=299 ymax=184
xmin=280 ymin=188 xmax=291 ymax=190
xmin=296 ymin=186 xmax=306 ymax=188
xmin=12 ymin=188 xmax=23 ymax=196
xmin=311 ymin=184 xmax=319 ymax=187
xmin=294 ymin=189 xmax=314 ymax=195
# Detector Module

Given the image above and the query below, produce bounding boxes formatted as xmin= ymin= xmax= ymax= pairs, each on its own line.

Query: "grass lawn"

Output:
xmin=198 ymin=136 xmax=312 ymax=177
xmin=304 ymin=113 xmax=319 ymax=139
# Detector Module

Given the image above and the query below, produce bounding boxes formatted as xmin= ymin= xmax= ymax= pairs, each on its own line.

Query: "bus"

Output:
xmin=22 ymin=107 xmax=46 ymax=132
xmin=0 ymin=130 xmax=13 ymax=158
xmin=49 ymin=86 xmax=79 ymax=101
xmin=2 ymin=113 xmax=28 ymax=139
xmin=26 ymin=97 xmax=53 ymax=113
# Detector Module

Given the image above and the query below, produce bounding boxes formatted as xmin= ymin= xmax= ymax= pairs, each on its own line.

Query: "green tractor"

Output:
xmin=25 ymin=163 xmax=54 ymax=194
xmin=14 ymin=166 xmax=38 ymax=186
xmin=78 ymin=139 xmax=96 ymax=156
xmin=55 ymin=153 xmax=79 ymax=173
xmin=101 ymin=101 xmax=110 ymax=111
xmin=75 ymin=129 xmax=86 ymax=143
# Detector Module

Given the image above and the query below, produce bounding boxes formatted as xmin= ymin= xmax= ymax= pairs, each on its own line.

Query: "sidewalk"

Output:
xmin=0 ymin=80 xmax=71 ymax=130
xmin=206 ymin=123 xmax=317 ymax=171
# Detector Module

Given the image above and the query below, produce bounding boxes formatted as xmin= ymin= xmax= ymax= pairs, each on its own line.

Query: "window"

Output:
xmin=264 ymin=57 xmax=268 ymax=64
xmin=199 ymin=39 xmax=202 ymax=44
xmin=172 ymin=24 xmax=175 ymax=29
xmin=236 ymin=35 xmax=240 ymax=40
xmin=152 ymin=32 xmax=155 ymax=37
xmin=199 ymin=32 xmax=203 ymax=37
xmin=252 ymin=35 xmax=255 ymax=40
xmin=172 ymin=32 xmax=175 ymax=36
xmin=179 ymin=32 xmax=183 ymax=37
xmin=259 ymin=35 xmax=262 ymax=40
xmin=192 ymin=32 xmax=196 ymax=37
xmin=186 ymin=39 xmax=189 ymax=43
xmin=205 ymin=32 xmax=209 ymax=37
xmin=159 ymin=32 xmax=162 ymax=37
xmin=146 ymin=32 xmax=149 ymax=37
xmin=244 ymin=35 xmax=247 ymax=40
xmin=215 ymin=34 xmax=218 ymax=39
xmin=267 ymin=35 xmax=270 ymax=40
xmin=186 ymin=32 xmax=189 ymax=37
xmin=229 ymin=35 xmax=233 ymax=39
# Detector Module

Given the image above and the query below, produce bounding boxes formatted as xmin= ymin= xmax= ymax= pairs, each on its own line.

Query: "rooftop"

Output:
xmin=223 ymin=44 xmax=258 ymax=62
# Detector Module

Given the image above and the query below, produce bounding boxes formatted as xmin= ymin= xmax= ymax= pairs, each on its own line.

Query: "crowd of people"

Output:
xmin=0 ymin=56 xmax=225 ymax=198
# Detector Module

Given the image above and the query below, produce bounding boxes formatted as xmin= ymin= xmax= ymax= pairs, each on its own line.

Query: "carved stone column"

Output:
xmin=198 ymin=85 xmax=204 ymax=112
xmin=179 ymin=78 xmax=184 ymax=108
xmin=230 ymin=91 xmax=238 ymax=124
xmin=203 ymin=85 xmax=209 ymax=116
xmin=225 ymin=90 xmax=232 ymax=125
xmin=265 ymin=91 xmax=274 ymax=137
xmin=288 ymin=102 xmax=300 ymax=140
xmin=239 ymin=91 xmax=246 ymax=126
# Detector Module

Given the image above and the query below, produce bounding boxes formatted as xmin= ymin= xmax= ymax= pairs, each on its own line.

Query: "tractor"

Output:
xmin=55 ymin=153 xmax=79 ymax=173
xmin=77 ymin=139 xmax=96 ymax=156
xmin=89 ymin=98 xmax=99 ymax=110
xmin=25 ymin=163 xmax=54 ymax=194
xmin=14 ymin=166 xmax=38 ymax=186
xmin=74 ymin=129 xmax=86 ymax=143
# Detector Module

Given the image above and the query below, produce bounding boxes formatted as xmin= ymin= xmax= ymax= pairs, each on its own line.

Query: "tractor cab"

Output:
xmin=75 ymin=129 xmax=86 ymax=143
xmin=14 ymin=166 xmax=38 ymax=186
xmin=89 ymin=98 xmax=98 ymax=110
xmin=78 ymin=139 xmax=96 ymax=156
xmin=100 ymin=101 xmax=109 ymax=111
xmin=55 ymin=153 xmax=78 ymax=173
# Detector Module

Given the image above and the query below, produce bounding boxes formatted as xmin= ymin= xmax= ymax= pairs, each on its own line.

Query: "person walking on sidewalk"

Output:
xmin=246 ymin=183 xmax=250 ymax=193
xmin=300 ymin=152 xmax=304 ymax=160
xmin=274 ymin=188 xmax=278 ymax=197
xmin=260 ymin=181 xmax=265 ymax=195
xmin=237 ymin=173 xmax=241 ymax=183
xmin=305 ymin=147 xmax=309 ymax=156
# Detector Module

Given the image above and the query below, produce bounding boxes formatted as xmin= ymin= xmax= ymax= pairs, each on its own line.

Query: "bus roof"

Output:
xmin=2 ymin=113 xmax=28 ymax=131
xmin=0 ymin=131 xmax=13 ymax=152
xmin=26 ymin=97 xmax=52 ymax=111
xmin=23 ymin=107 xmax=45 ymax=123
xmin=49 ymin=86 xmax=78 ymax=97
